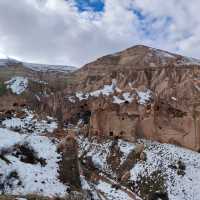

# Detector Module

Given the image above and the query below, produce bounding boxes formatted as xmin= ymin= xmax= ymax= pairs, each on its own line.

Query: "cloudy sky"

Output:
xmin=0 ymin=0 xmax=200 ymax=67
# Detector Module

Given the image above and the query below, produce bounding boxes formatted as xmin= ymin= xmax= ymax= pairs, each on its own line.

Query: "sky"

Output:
xmin=0 ymin=0 xmax=200 ymax=67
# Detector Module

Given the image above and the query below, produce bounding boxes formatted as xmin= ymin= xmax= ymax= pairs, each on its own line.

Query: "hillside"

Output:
xmin=0 ymin=45 xmax=200 ymax=200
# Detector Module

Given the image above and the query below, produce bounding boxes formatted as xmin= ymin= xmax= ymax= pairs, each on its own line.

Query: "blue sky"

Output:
xmin=74 ymin=0 xmax=104 ymax=12
xmin=0 ymin=0 xmax=200 ymax=66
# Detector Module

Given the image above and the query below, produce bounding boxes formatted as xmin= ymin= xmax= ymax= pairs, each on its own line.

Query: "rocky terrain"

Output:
xmin=0 ymin=45 xmax=200 ymax=200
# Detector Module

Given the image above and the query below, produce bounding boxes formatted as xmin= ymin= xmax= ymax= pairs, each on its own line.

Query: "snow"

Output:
xmin=118 ymin=140 xmax=136 ymax=163
xmin=0 ymin=58 xmax=76 ymax=73
xmin=76 ymin=92 xmax=89 ymax=101
xmin=77 ymin=136 xmax=113 ymax=174
xmin=80 ymin=175 xmax=91 ymax=190
xmin=0 ymin=128 xmax=24 ymax=149
xmin=75 ymin=82 xmax=152 ymax=106
xmin=0 ymin=114 xmax=67 ymax=197
xmin=123 ymin=92 xmax=134 ymax=102
xmin=0 ymin=58 xmax=20 ymax=66
xmin=90 ymin=79 xmax=117 ymax=97
xmin=137 ymin=89 xmax=152 ymax=104
xmin=113 ymin=96 xmax=125 ymax=104
xmin=130 ymin=140 xmax=200 ymax=200
xmin=96 ymin=180 xmax=133 ymax=200
xmin=78 ymin=134 xmax=200 ymax=200
xmin=76 ymin=84 xmax=152 ymax=106
xmin=68 ymin=96 xmax=76 ymax=103
xmin=76 ymin=79 xmax=120 ymax=101
xmin=2 ymin=109 xmax=58 ymax=135
xmin=23 ymin=62 xmax=76 ymax=73
xmin=113 ymin=93 xmax=134 ymax=104
xmin=5 ymin=77 xmax=28 ymax=95
xmin=154 ymin=49 xmax=175 ymax=58
xmin=171 ymin=96 xmax=177 ymax=101
xmin=181 ymin=57 xmax=200 ymax=65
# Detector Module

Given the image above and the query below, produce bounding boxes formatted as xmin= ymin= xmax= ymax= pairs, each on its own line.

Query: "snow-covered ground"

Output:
xmin=78 ymin=135 xmax=200 ymax=200
xmin=130 ymin=140 xmax=200 ymax=200
xmin=5 ymin=77 xmax=28 ymax=95
xmin=1 ymin=109 xmax=57 ymax=135
xmin=96 ymin=180 xmax=133 ymax=200
xmin=78 ymin=136 xmax=113 ymax=174
xmin=0 ymin=128 xmax=67 ymax=197
xmin=0 ymin=109 xmax=67 ymax=197
xmin=22 ymin=62 xmax=76 ymax=73
xmin=0 ymin=58 xmax=76 ymax=73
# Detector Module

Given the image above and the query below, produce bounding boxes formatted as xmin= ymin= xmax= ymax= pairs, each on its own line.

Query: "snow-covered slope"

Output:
xmin=0 ymin=58 xmax=77 ymax=73
xmin=78 ymin=135 xmax=200 ymax=200
xmin=0 ymin=109 xmax=67 ymax=197
xmin=0 ymin=58 xmax=20 ymax=66
xmin=22 ymin=62 xmax=77 ymax=73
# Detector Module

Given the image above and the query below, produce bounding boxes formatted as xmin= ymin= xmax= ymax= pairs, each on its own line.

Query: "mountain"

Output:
xmin=72 ymin=45 xmax=200 ymax=90
xmin=0 ymin=58 xmax=77 ymax=73
xmin=0 ymin=45 xmax=200 ymax=200
xmin=51 ymin=45 xmax=200 ymax=151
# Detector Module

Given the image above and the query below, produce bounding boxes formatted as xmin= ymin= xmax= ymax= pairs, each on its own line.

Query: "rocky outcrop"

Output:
xmin=59 ymin=134 xmax=81 ymax=191
xmin=35 ymin=45 xmax=200 ymax=151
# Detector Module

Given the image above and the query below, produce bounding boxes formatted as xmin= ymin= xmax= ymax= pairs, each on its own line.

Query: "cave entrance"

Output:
xmin=109 ymin=131 xmax=114 ymax=136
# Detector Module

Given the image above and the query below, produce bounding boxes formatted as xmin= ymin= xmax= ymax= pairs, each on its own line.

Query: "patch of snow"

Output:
xmin=154 ymin=49 xmax=175 ymax=58
xmin=75 ymin=92 xmax=89 ymax=101
xmin=90 ymin=79 xmax=116 ymax=97
xmin=76 ymin=79 xmax=121 ymax=101
xmin=5 ymin=77 xmax=28 ymax=95
xmin=137 ymin=89 xmax=152 ymax=105
xmin=130 ymin=140 xmax=200 ymax=200
xmin=16 ymin=198 xmax=27 ymax=200
xmin=96 ymin=180 xmax=133 ymax=200
xmin=2 ymin=109 xmax=58 ymax=135
xmin=0 ymin=128 xmax=67 ymax=197
xmin=77 ymin=136 xmax=113 ymax=174
xmin=113 ymin=96 xmax=125 ymax=104
xmin=80 ymin=176 xmax=91 ymax=190
xmin=113 ymin=92 xmax=134 ymax=104
xmin=68 ymin=96 xmax=76 ymax=103
xmin=118 ymin=140 xmax=136 ymax=163
xmin=0 ymin=128 xmax=24 ymax=149
xmin=171 ymin=97 xmax=177 ymax=101
xmin=23 ymin=62 xmax=76 ymax=73
xmin=123 ymin=92 xmax=134 ymax=102
xmin=182 ymin=57 xmax=200 ymax=65
xmin=118 ymin=141 xmax=135 ymax=155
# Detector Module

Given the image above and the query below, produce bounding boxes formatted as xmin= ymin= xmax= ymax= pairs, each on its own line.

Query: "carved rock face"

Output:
xmin=39 ymin=46 xmax=200 ymax=151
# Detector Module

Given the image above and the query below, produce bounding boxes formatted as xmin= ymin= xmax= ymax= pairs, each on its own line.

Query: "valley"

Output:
xmin=0 ymin=45 xmax=200 ymax=200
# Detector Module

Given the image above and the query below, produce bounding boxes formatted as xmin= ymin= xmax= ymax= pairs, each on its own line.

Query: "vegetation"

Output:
xmin=130 ymin=170 xmax=168 ymax=200
xmin=0 ymin=81 xmax=6 ymax=96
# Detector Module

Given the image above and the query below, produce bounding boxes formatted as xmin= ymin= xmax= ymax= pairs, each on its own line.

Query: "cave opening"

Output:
xmin=109 ymin=131 xmax=114 ymax=136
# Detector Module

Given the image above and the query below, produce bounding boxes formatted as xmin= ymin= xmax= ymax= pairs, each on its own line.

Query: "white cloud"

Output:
xmin=0 ymin=0 xmax=200 ymax=66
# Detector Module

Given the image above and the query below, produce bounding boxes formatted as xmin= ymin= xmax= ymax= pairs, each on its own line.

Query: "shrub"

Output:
xmin=0 ymin=82 xmax=6 ymax=96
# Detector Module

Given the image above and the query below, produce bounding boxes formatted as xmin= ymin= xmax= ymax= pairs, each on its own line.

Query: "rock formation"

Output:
xmin=60 ymin=45 xmax=200 ymax=151
xmin=58 ymin=134 xmax=81 ymax=191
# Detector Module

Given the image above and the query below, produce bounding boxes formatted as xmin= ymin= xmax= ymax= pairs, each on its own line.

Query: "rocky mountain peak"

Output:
xmin=80 ymin=45 xmax=200 ymax=75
